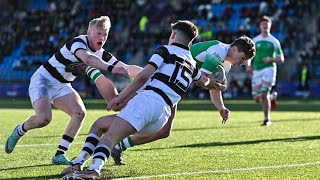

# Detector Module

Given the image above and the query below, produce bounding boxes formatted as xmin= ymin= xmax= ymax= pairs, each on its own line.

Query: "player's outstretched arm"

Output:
xmin=107 ymin=64 xmax=156 ymax=111
xmin=115 ymin=61 xmax=143 ymax=77
xmin=75 ymin=49 xmax=129 ymax=76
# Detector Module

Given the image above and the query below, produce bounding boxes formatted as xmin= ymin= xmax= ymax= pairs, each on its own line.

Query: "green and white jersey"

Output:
xmin=252 ymin=34 xmax=284 ymax=70
xmin=190 ymin=40 xmax=231 ymax=75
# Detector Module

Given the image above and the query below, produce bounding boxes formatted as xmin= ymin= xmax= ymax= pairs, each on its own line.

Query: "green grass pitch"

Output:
xmin=0 ymin=98 xmax=319 ymax=179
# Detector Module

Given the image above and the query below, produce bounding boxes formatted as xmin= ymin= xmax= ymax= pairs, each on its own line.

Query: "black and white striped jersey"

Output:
xmin=144 ymin=43 xmax=201 ymax=107
xmin=36 ymin=35 xmax=119 ymax=83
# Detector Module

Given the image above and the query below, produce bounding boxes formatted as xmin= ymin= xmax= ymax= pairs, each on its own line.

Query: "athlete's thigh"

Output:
xmin=160 ymin=105 xmax=177 ymax=131
xmin=93 ymin=114 xmax=118 ymax=132
xmin=137 ymin=96 xmax=171 ymax=134
xmin=33 ymin=97 xmax=52 ymax=118
xmin=29 ymin=72 xmax=50 ymax=105
xmin=261 ymin=80 xmax=272 ymax=89
xmin=252 ymin=70 xmax=263 ymax=90
xmin=261 ymin=67 xmax=276 ymax=87
xmin=53 ymin=90 xmax=86 ymax=116
xmin=28 ymin=73 xmax=53 ymax=116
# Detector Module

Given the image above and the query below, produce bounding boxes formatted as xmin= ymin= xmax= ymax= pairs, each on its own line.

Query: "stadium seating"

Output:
xmin=0 ymin=0 xmax=318 ymax=98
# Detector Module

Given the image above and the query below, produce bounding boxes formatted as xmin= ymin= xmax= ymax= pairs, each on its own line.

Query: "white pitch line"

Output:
xmin=113 ymin=162 xmax=320 ymax=180
xmin=1 ymin=143 xmax=319 ymax=179
xmin=0 ymin=142 xmax=84 ymax=149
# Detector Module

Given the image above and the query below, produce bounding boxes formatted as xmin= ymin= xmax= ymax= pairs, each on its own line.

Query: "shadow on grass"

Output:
xmin=0 ymin=163 xmax=55 ymax=171
xmin=272 ymin=117 xmax=320 ymax=123
xmin=0 ymin=174 xmax=61 ymax=180
xmin=173 ymin=117 xmax=319 ymax=132
xmin=16 ymin=117 xmax=320 ymax=140
xmin=130 ymin=135 xmax=320 ymax=152
xmin=0 ymin=164 xmax=61 ymax=180
xmin=176 ymin=135 xmax=320 ymax=148
xmin=172 ymin=126 xmax=240 ymax=132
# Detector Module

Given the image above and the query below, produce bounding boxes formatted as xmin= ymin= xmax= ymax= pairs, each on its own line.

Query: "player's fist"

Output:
xmin=111 ymin=66 xmax=129 ymax=77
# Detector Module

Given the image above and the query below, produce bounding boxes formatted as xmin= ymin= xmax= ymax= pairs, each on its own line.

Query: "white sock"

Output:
xmin=73 ymin=133 xmax=100 ymax=165
xmin=116 ymin=136 xmax=134 ymax=151
xmin=88 ymin=144 xmax=111 ymax=173
xmin=16 ymin=123 xmax=27 ymax=136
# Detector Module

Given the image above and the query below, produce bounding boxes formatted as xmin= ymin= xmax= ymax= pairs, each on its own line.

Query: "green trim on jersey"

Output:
xmin=190 ymin=40 xmax=225 ymax=73
xmin=191 ymin=40 xmax=220 ymax=61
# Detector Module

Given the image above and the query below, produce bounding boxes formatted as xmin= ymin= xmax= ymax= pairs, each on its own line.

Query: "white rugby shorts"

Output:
xmin=252 ymin=66 xmax=276 ymax=87
xmin=28 ymin=72 xmax=74 ymax=104
xmin=117 ymin=91 xmax=171 ymax=134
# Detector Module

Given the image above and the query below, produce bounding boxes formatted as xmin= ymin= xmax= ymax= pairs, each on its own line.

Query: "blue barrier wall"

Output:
xmin=0 ymin=81 xmax=318 ymax=98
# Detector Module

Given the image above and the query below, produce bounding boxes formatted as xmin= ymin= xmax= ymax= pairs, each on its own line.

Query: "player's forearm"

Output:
xmin=210 ymin=89 xmax=225 ymax=110
xmin=95 ymin=76 xmax=118 ymax=103
xmin=115 ymin=62 xmax=142 ymax=77
xmin=119 ymin=74 xmax=149 ymax=101
xmin=195 ymin=75 xmax=219 ymax=90
xmin=266 ymin=56 xmax=284 ymax=64
xmin=76 ymin=49 xmax=114 ymax=71
xmin=195 ymin=76 xmax=210 ymax=90
xmin=85 ymin=55 xmax=114 ymax=71
xmin=273 ymin=57 xmax=284 ymax=64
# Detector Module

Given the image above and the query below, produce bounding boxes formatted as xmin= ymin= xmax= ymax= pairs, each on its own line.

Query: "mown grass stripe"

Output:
xmin=113 ymin=162 xmax=320 ymax=179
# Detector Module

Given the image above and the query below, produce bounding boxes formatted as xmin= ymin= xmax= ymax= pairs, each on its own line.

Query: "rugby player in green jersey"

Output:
xmin=246 ymin=16 xmax=284 ymax=126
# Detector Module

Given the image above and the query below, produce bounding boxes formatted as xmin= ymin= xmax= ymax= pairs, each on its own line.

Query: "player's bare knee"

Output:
xmin=36 ymin=114 xmax=52 ymax=127
xmin=91 ymin=120 xmax=100 ymax=129
xmin=261 ymin=85 xmax=271 ymax=99
xmin=160 ymin=131 xmax=171 ymax=139
xmin=252 ymin=90 xmax=261 ymax=103
xmin=261 ymin=93 xmax=268 ymax=101
xmin=72 ymin=109 xmax=86 ymax=121
xmin=91 ymin=118 xmax=108 ymax=134
xmin=158 ymin=128 xmax=171 ymax=139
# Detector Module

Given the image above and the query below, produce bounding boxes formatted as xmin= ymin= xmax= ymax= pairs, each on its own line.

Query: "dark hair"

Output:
xmin=171 ymin=20 xmax=198 ymax=41
xmin=231 ymin=35 xmax=256 ymax=60
xmin=260 ymin=15 xmax=272 ymax=24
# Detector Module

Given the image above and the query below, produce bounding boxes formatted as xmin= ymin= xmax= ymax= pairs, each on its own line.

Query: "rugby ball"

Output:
xmin=213 ymin=65 xmax=226 ymax=83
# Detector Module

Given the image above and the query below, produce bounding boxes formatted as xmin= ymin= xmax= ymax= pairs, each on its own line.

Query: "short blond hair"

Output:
xmin=89 ymin=16 xmax=111 ymax=30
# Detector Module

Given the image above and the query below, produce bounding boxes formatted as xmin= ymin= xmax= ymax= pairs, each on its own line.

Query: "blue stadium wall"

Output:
xmin=0 ymin=81 xmax=319 ymax=98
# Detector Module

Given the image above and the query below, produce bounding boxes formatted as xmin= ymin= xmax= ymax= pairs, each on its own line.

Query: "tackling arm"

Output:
xmin=194 ymin=74 xmax=224 ymax=90
xmin=75 ymin=49 xmax=129 ymax=76
xmin=194 ymin=71 xmax=226 ymax=91
xmin=115 ymin=61 xmax=143 ymax=77
xmin=107 ymin=64 xmax=156 ymax=111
